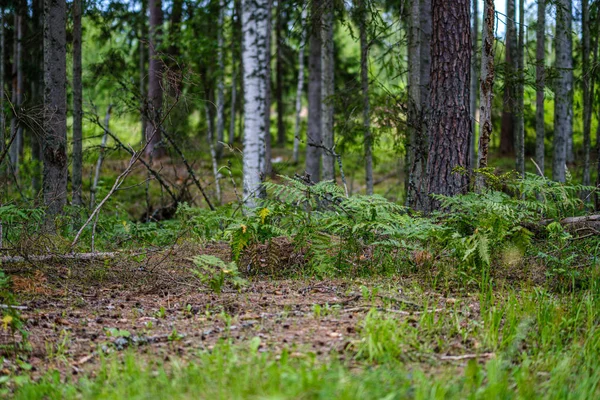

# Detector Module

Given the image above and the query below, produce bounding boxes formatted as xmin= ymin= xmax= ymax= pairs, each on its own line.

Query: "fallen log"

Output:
xmin=0 ymin=252 xmax=121 ymax=264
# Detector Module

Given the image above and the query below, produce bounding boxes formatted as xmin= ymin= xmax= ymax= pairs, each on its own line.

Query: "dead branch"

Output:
xmin=0 ymin=252 xmax=123 ymax=263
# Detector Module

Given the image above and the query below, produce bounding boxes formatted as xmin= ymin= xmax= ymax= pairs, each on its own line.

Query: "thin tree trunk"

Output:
xmin=357 ymin=0 xmax=372 ymax=195
xmin=423 ymin=0 xmax=471 ymax=212
xmin=553 ymin=0 xmax=573 ymax=182
xmin=582 ymin=0 xmax=591 ymax=186
xmin=515 ymin=0 xmax=525 ymax=176
xmin=406 ymin=0 xmax=421 ymax=206
xmin=229 ymin=0 xmax=240 ymax=145
xmin=241 ymin=0 xmax=272 ymax=208
xmin=476 ymin=0 xmax=495 ymax=190
xmin=9 ymin=11 xmax=23 ymax=176
xmin=206 ymin=107 xmax=222 ymax=204
xmin=30 ymin=0 xmax=44 ymax=194
xmin=216 ymin=0 xmax=225 ymax=159
xmin=417 ymin=0 xmax=432 ymax=203
xmin=90 ymin=106 xmax=112 ymax=208
xmin=140 ymin=0 xmax=147 ymax=146
xmin=321 ymin=0 xmax=335 ymax=181
xmin=535 ymin=0 xmax=545 ymax=176
xmin=43 ymin=0 xmax=68 ymax=223
xmin=0 ymin=8 xmax=4 ymax=179
xmin=275 ymin=0 xmax=285 ymax=147
xmin=469 ymin=0 xmax=478 ymax=172
xmin=145 ymin=0 xmax=165 ymax=159
xmin=306 ymin=0 xmax=322 ymax=182
xmin=500 ymin=0 xmax=517 ymax=155
xmin=72 ymin=0 xmax=83 ymax=206
xmin=263 ymin=0 xmax=273 ymax=176
xmin=292 ymin=7 xmax=306 ymax=165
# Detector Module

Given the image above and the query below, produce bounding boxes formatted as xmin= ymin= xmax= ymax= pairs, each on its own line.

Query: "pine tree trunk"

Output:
xmin=423 ymin=0 xmax=471 ymax=212
xmin=139 ymin=0 xmax=147 ymax=146
xmin=321 ymin=0 xmax=335 ymax=181
xmin=241 ymin=0 xmax=272 ymax=207
xmin=30 ymin=0 xmax=44 ymax=194
xmin=476 ymin=0 xmax=495 ymax=190
xmin=275 ymin=0 xmax=285 ymax=148
xmin=145 ymin=0 xmax=165 ymax=159
xmin=535 ymin=0 xmax=545 ymax=176
xmin=357 ymin=0 xmax=372 ymax=194
xmin=9 ymin=11 xmax=23 ymax=176
xmin=417 ymin=0 xmax=432 ymax=202
xmin=42 ymin=0 xmax=68 ymax=222
xmin=229 ymin=0 xmax=241 ymax=145
xmin=582 ymin=0 xmax=591 ymax=187
xmin=553 ymin=0 xmax=573 ymax=182
xmin=469 ymin=0 xmax=479 ymax=172
xmin=216 ymin=0 xmax=225 ymax=159
xmin=72 ymin=0 xmax=83 ymax=206
xmin=406 ymin=0 xmax=421 ymax=206
xmin=292 ymin=8 xmax=306 ymax=165
xmin=306 ymin=0 xmax=322 ymax=182
xmin=500 ymin=0 xmax=517 ymax=155
xmin=515 ymin=0 xmax=525 ymax=176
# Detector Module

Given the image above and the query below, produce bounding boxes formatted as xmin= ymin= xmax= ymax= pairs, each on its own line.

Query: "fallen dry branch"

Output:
xmin=439 ymin=352 xmax=495 ymax=361
xmin=0 ymin=251 xmax=128 ymax=264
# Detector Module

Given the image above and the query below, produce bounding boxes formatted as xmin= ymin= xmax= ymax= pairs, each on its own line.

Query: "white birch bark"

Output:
xmin=242 ymin=0 xmax=272 ymax=208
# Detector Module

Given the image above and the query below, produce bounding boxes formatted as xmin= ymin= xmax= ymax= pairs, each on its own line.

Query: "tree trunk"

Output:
xmin=406 ymin=0 xmax=421 ymax=206
xmin=499 ymin=0 xmax=517 ymax=155
xmin=90 ymin=105 xmax=111 ymax=208
xmin=43 ymin=0 xmax=68 ymax=222
xmin=241 ymin=0 xmax=272 ymax=208
xmin=357 ymin=0 xmax=372 ymax=194
xmin=321 ymin=0 xmax=335 ymax=181
xmin=275 ymin=0 xmax=285 ymax=148
xmin=535 ymin=0 xmax=545 ymax=176
xmin=0 ymin=8 xmax=4 ymax=179
xmin=139 ymin=0 xmax=147 ymax=146
xmin=216 ymin=0 xmax=225 ymax=159
xmin=263 ymin=0 xmax=273 ymax=177
xmin=292 ymin=8 xmax=306 ymax=165
xmin=306 ymin=0 xmax=322 ymax=182
xmin=229 ymin=0 xmax=241 ymax=145
xmin=469 ymin=0 xmax=478 ymax=172
xmin=515 ymin=0 xmax=525 ymax=176
xmin=417 ymin=0 xmax=432 ymax=202
xmin=423 ymin=0 xmax=471 ymax=212
xmin=72 ymin=0 xmax=83 ymax=206
xmin=145 ymin=0 xmax=165 ymax=159
xmin=9 ymin=10 xmax=23 ymax=177
xmin=582 ymin=0 xmax=591 ymax=187
xmin=475 ymin=0 xmax=495 ymax=190
xmin=552 ymin=0 xmax=573 ymax=182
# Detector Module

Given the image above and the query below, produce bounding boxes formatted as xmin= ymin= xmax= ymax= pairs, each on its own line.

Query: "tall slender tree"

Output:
xmin=406 ymin=0 xmax=421 ymax=206
xmin=216 ymin=0 xmax=225 ymax=159
xmin=292 ymin=7 xmax=306 ymax=165
xmin=0 ymin=8 xmax=4 ymax=179
xmin=553 ymin=0 xmax=573 ymax=182
xmin=500 ymin=0 xmax=517 ymax=155
xmin=321 ymin=0 xmax=335 ymax=181
xmin=423 ymin=0 xmax=471 ymax=212
xmin=357 ymin=0 xmax=372 ymax=194
xmin=476 ymin=0 xmax=495 ymax=190
xmin=145 ymin=0 xmax=165 ymax=158
xmin=43 ymin=0 xmax=68 ymax=222
xmin=469 ymin=0 xmax=479 ymax=171
xmin=535 ymin=0 xmax=545 ymax=175
xmin=72 ymin=0 xmax=83 ymax=206
xmin=306 ymin=0 xmax=322 ymax=182
xmin=515 ymin=0 xmax=525 ymax=176
xmin=9 ymin=8 xmax=23 ymax=175
xmin=582 ymin=0 xmax=592 ymax=187
xmin=275 ymin=0 xmax=286 ymax=148
xmin=241 ymin=0 xmax=272 ymax=207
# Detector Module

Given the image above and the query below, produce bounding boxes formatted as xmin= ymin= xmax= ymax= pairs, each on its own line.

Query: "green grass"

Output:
xmin=9 ymin=285 xmax=600 ymax=399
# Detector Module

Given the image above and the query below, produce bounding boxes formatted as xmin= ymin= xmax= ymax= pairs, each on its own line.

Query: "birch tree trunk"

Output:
xmin=241 ymin=0 xmax=272 ymax=208
xmin=306 ymin=0 xmax=322 ymax=182
xmin=535 ymin=0 xmax=545 ymax=176
xmin=553 ymin=0 xmax=573 ymax=182
xmin=321 ymin=0 xmax=335 ymax=181
xmin=292 ymin=8 xmax=306 ymax=165
xmin=424 ymin=0 xmax=471 ymax=212
xmin=216 ymin=0 xmax=225 ymax=159
xmin=500 ymin=0 xmax=517 ymax=155
xmin=469 ymin=0 xmax=479 ymax=172
xmin=145 ymin=0 xmax=165 ymax=159
xmin=406 ymin=0 xmax=421 ymax=206
xmin=476 ymin=0 xmax=495 ymax=191
xmin=582 ymin=0 xmax=591 ymax=186
xmin=72 ymin=0 xmax=83 ymax=206
xmin=43 ymin=0 xmax=68 ymax=222
xmin=515 ymin=0 xmax=525 ymax=176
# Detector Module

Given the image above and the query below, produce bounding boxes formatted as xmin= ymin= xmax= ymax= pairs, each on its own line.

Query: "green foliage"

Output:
xmin=191 ymin=255 xmax=247 ymax=294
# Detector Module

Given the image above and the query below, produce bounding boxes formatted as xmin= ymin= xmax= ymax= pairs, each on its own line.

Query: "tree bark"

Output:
xmin=145 ymin=0 xmax=165 ymax=159
xmin=321 ymin=0 xmax=335 ymax=181
xmin=9 ymin=10 xmax=23 ymax=177
xmin=43 ymin=0 xmax=68 ymax=223
xmin=535 ymin=0 xmax=545 ymax=176
xmin=0 ymin=8 xmax=4 ymax=179
xmin=552 ymin=0 xmax=573 ymax=182
xmin=275 ymin=0 xmax=286 ymax=148
xmin=423 ymin=0 xmax=471 ymax=212
xmin=499 ymin=0 xmax=517 ymax=155
xmin=306 ymin=0 xmax=322 ymax=182
xmin=139 ymin=0 xmax=147 ymax=146
xmin=582 ymin=0 xmax=591 ymax=187
xmin=72 ymin=0 xmax=83 ymax=206
xmin=469 ymin=0 xmax=478 ymax=172
xmin=216 ymin=0 xmax=225 ymax=159
xmin=241 ymin=0 xmax=272 ymax=208
xmin=515 ymin=0 xmax=525 ymax=176
xmin=476 ymin=0 xmax=495 ymax=190
xmin=292 ymin=8 xmax=306 ymax=165
xmin=406 ymin=0 xmax=421 ymax=206
xmin=357 ymin=0 xmax=372 ymax=195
